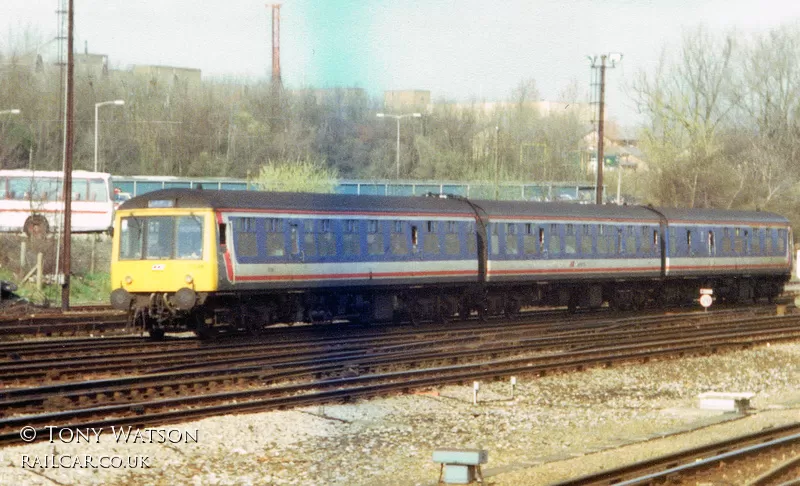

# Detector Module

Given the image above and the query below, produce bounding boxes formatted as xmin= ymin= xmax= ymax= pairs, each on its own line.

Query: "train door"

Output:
xmin=410 ymin=222 xmax=422 ymax=260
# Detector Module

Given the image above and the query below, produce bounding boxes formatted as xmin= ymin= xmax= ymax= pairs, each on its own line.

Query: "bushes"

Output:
xmin=0 ymin=234 xmax=111 ymax=304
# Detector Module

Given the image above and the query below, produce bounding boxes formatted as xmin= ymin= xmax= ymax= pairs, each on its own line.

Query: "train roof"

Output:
xmin=654 ymin=207 xmax=788 ymax=225
xmin=118 ymin=188 xmax=788 ymax=225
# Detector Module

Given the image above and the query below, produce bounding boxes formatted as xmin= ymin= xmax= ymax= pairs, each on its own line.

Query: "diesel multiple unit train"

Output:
xmin=109 ymin=189 xmax=793 ymax=338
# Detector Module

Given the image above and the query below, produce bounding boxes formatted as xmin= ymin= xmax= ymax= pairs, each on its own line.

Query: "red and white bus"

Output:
xmin=0 ymin=170 xmax=115 ymax=236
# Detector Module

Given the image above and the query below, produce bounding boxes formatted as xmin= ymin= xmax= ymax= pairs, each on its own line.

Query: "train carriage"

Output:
xmin=659 ymin=208 xmax=792 ymax=302
xmin=109 ymin=188 xmax=792 ymax=338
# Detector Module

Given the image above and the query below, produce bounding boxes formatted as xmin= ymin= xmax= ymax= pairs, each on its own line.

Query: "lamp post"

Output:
xmin=376 ymin=112 xmax=421 ymax=178
xmin=0 ymin=109 xmax=21 ymax=115
xmin=589 ymin=52 xmax=622 ymax=204
xmin=94 ymin=100 xmax=124 ymax=172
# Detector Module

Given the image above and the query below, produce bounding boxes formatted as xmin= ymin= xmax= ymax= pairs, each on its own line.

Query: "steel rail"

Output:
xmin=4 ymin=319 xmax=798 ymax=412
xmin=2 ymin=314 xmax=796 ymax=384
xmin=552 ymin=424 xmax=800 ymax=485
xmin=2 ymin=323 xmax=800 ymax=446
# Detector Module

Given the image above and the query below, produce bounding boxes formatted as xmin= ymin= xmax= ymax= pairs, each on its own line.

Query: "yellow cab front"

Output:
xmin=110 ymin=208 xmax=218 ymax=300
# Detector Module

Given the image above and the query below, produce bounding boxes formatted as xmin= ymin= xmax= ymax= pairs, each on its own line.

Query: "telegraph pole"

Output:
xmin=61 ymin=0 xmax=75 ymax=310
xmin=590 ymin=53 xmax=621 ymax=204
xmin=267 ymin=3 xmax=282 ymax=86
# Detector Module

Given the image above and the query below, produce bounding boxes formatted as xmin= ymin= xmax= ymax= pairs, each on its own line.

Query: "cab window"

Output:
xmin=176 ymin=216 xmax=204 ymax=259
xmin=119 ymin=217 xmax=144 ymax=259
xmin=119 ymin=215 xmax=204 ymax=260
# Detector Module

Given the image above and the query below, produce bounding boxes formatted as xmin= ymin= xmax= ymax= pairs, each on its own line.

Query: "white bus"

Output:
xmin=0 ymin=170 xmax=115 ymax=236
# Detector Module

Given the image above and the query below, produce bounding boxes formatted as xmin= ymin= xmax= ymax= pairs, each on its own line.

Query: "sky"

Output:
xmin=4 ymin=0 xmax=800 ymax=126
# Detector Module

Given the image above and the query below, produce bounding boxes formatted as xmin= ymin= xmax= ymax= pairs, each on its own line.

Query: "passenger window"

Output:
xmin=234 ymin=218 xmax=257 ymax=259
xmin=563 ymin=224 xmax=575 ymax=255
xmin=343 ymin=219 xmax=360 ymax=256
xmin=391 ymin=221 xmax=408 ymax=256
xmin=445 ymin=221 xmax=460 ymax=255
xmin=424 ymin=221 xmax=440 ymax=254
xmin=467 ymin=222 xmax=477 ymax=256
xmin=580 ymin=225 xmax=592 ymax=254
xmin=303 ymin=220 xmax=316 ymax=256
xmin=669 ymin=231 xmax=677 ymax=256
xmin=734 ymin=228 xmax=743 ymax=253
xmin=549 ymin=224 xmax=560 ymax=255
xmin=367 ymin=220 xmax=383 ymax=256
xmin=624 ymin=236 xmax=634 ymax=254
xmin=506 ymin=223 xmax=519 ymax=256
xmin=752 ymin=229 xmax=761 ymax=254
xmin=598 ymin=226 xmax=607 ymax=254
xmin=743 ymin=230 xmax=750 ymax=254
xmin=318 ymin=220 xmax=336 ymax=256
xmin=266 ymin=218 xmax=284 ymax=257
xmin=640 ymin=226 xmax=651 ymax=252
xmin=289 ymin=224 xmax=300 ymax=255
xmin=491 ymin=223 xmax=499 ymax=256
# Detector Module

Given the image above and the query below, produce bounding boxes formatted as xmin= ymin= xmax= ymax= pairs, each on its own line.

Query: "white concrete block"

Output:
xmin=697 ymin=392 xmax=754 ymax=412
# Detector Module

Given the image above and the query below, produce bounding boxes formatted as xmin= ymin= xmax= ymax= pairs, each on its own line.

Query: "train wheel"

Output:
xmin=567 ymin=294 xmax=578 ymax=314
xmin=408 ymin=309 xmax=419 ymax=326
xmin=148 ymin=328 xmax=165 ymax=340
xmin=504 ymin=298 xmax=521 ymax=319
xmin=195 ymin=324 xmax=218 ymax=340
xmin=632 ymin=291 xmax=647 ymax=310
xmin=458 ymin=301 xmax=471 ymax=320
xmin=435 ymin=296 xmax=451 ymax=325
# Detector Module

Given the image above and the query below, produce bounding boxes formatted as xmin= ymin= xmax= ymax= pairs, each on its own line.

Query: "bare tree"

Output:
xmin=630 ymin=27 xmax=739 ymax=207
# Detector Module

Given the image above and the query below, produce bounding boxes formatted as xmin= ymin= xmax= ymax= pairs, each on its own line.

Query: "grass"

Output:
xmin=0 ymin=268 xmax=110 ymax=306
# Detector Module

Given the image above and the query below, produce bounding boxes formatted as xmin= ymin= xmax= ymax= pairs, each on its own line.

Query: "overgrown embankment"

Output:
xmin=0 ymin=234 xmax=111 ymax=305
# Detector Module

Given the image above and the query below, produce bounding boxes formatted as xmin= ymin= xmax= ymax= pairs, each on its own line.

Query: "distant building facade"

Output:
xmin=75 ymin=52 xmax=108 ymax=78
xmin=383 ymin=90 xmax=431 ymax=114
xmin=131 ymin=65 xmax=201 ymax=91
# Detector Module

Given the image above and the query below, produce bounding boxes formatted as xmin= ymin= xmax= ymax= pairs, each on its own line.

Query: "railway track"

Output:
xmin=1 ymin=309 xmax=799 ymax=447
xmin=0 ymin=298 xmax=786 ymax=339
xmin=553 ymin=422 xmax=800 ymax=485
xmin=0 ymin=305 xmax=129 ymax=338
xmin=0 ymin=307 xmax=787 ymax=383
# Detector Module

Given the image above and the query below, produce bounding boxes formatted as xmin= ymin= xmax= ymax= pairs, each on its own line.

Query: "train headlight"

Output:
xmin=184 ymin=274 xmax=194 ymax=284
xmin=124 ymin=276 xmax=133 ymax=285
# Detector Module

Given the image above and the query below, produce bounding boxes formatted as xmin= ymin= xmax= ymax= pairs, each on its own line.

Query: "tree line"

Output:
xmin=630 ymin=24 xmax=800 ymax=230
xmin=3 ymin=24 xmax=800 ymax=230
xmin=0 ymin=35 xmax=587 ymax=190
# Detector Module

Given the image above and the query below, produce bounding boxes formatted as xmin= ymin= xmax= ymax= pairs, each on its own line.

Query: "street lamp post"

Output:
xmin=94 ymin=100 xmax=124 ymax=172
xmin=0 ymin=109 xmax=21 ymax=115
xmin=376 ymin=112 xmax=421 ymax=178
